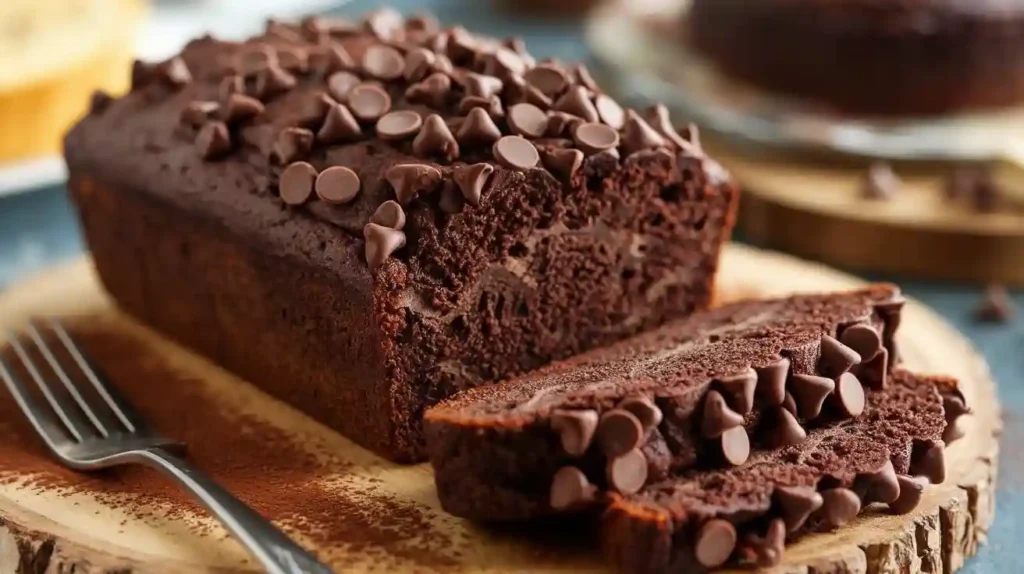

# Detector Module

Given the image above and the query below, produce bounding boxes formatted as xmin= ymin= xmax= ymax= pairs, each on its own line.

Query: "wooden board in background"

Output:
xmin=0 ymin=244 xmax=1001 ymax=573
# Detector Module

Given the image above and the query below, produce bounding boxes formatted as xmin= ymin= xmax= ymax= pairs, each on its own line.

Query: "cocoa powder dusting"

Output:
xmin=0 ymin=321 xmax=456 ymax=568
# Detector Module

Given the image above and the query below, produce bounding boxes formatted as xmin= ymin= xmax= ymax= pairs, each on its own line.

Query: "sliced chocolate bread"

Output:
xmin=424 ymin=285 xmax=907 ymax=520
xmin=602 ymin=370 xmax=960 ymax=573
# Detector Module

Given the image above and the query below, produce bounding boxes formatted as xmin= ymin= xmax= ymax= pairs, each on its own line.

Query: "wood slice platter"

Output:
xmin=715 ymin=146 xmax=1024 ymax=287
xmin=0 ymin=244 xmax=1000 ymax=573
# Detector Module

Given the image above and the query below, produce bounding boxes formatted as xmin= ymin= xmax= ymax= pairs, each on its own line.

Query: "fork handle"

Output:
xmin=135 ymin=448 xmax=334 ymax=574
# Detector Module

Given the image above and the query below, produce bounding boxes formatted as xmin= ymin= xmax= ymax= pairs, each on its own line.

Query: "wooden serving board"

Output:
xmin=0 ymin=244 xmax=1000 ymax=573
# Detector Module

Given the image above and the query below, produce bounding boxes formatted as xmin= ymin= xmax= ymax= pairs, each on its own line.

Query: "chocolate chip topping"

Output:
xmin=131 ymin=60 xmax=156 ymax=90
xmin=523 ymin=64 xmax=569 ymax=98
xmin=370 ymin=200 xmax=406 ymax=230
xmin=256 ymin=65 xmax=297 ymax=99
xmin=594 ymin=94 xmax=625 ymax=130
xmin=493 ymin=136 xmax=539 ymax=169
xmin=890 ymin=475 xmax=927 ymax=514
xmin=486 ymin=47 xmax=528 ymax=78
xmin=317 ymin=103 xmax=363 ymax=143
xmin=464 ymin=73 xmax=504 ymax=99
xmin=363 ymin=222 xmax=406 ymax=268
xmin=180 ymin=101 xmax=220 ymax=128
xmin=315 ymin=166 xmax=361 ymax=204
xmin=554 ymin=86 xmax=600 ymax=123
xmin=376 ymin=110 xmax=423 ymax=140
xmin=271 ymin=127 xmax=314 ymax=164
xmin=237 ymin=44 xmax=276 ymax=75
xmin=643 ymin=103 xmax=693 ymax=152
xmin=507 ymin=103 xmax=549 ymax=138
xmin=840 ymin=324 xmax=882 ymax=361
xmin=456 ymin=108 xmax=502 ymax=146
xmin=363 ymin=8 xmax=403 ymax=40
xmin=195 ymin=121 xmax=232 ymax=159
xmin=277 ymin=47 xmax=310 ymax=73
xmin=774 ymin=486 xmax=823 ymax=532
xmin=550 ymin=466 xmax=597 ymax=510
xmin=546 ymin=111 xmax=582 ymax=138
xmin=573 ymin=122 xmax=620 ymax=156
xmin=863 ymin=162 xmax=900 ymax=200
xmin=157 ymin=56 xmax=192 ymax=88
xmin=770 ymin=408 xmax=807 ymax=447
xmin=619 ymin=396 xmax=662 ymax=430
xmin=835 ymin=372 xmax=866 ymax=418
xmin=695 ymin=519 xmax=737 ymax=568
xmin=789 ymin=374 xmax=835 ymax=419
xmin=716 ymin=368 xmax=757 ymax=415
xmin=403 ymin=48 xmax=436 ymax=82
xmin=348 ymin=83 xmax=392 ymax=122
xmin=222 ymin=93 xmax=265 ymax=124
xmin=452 ymin=163 xmax=494 ymax=207
xmin=755 ymin=358 xmax=789 ymax=406
xmin=541 ymin=148 xmax=584 ymax=182
xmin=438 ymin=182 xmax=464 ymax=215
xmin=385 ymin=163 xmax=443 ymax=204
xmin=606 ymin=448 xmax=648 ymax=494
xmin=362 ymin=44 xmax=405 ymax=80
xmin=819 ymin=488 xmax=861 ymax=528
xmin=458 ymin=95 xmax=504 ymax=118
xmin=861 ymin=459 xmax=901 ymax=504
xmin=573 ymin=63 xmax=600 ymax=92
xmin=702 ymin=390 xmax=745 ymax=438
xmin=279 ymin=161 xmax=317 ymax=205
xmin=719 ymin=426 xmax=750 ymax=466
xmin=327 ymin=71 xmax=362 ymax=102
xmin=218 ymin=74 xmax=244 ymax=102
xmin=596 ymin=409 xmax=644 ymax=458
xmin=755 ymin=519 xmax=787 ymax=568
xmin=412 ymin=114 xmax=460 ymax=160
xmin=317 ymin=45 xmax=356 ymax=75
xmin=911 ymin=439 xmax=946 ymax=484
xmin=781 ymin=392 xmax=798 ymax=416
xmin=819 ymin=335 xmax=862 ymax=377
xmin=406 ymin=73 xmax=452 ymax=108
xmin=551 ymin=409 xmax=599 ymax=457
xmin=89 ymin=90 xmax=114 ymax=115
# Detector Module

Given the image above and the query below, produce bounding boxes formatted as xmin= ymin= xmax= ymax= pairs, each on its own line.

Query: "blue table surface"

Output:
xmin=1 ymin=0 xmax=1021 ymax=568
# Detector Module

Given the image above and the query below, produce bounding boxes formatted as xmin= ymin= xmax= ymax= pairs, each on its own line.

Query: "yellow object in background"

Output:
xmin=0 ymin=0 xmax=146 ymax=164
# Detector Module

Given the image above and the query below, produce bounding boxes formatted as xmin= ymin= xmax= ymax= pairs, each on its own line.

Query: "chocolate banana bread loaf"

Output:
xmin=603 ymin=369 xmax=959 ymax=572
xmin=688 ymin=0 xmax=1024 ymax=116
xmin=64 ymin=9 xmax=738 ymax=461
xmin=424 ymin=285 xmax=907 ymax=520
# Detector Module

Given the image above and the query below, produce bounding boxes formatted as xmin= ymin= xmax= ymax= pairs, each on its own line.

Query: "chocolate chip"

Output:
xmin=718 ymin=426 xmax=749 ymax=466
xmin=318 ymin=45 xmax=356 ymax=76
xmin=541 ymin=148 xmax=584 ymax=183
xmin=439 ymin=182 xmax=464 ymax=214
xmin=695 ymin=519 xmax=736 ymax=568
xmin=716 ymin=367 xmax=757 ymax=415
xmin=363 ymin=8 xmax=404 ymax=40
xmin=889 ymin=475 xmax=927 ymax=514
xmin=643 ymin=103 xmax=692 ymax=152
xmin=606 ymin=448 xmax=648 ymax=494
xmin=770 ymin=408 xmax=806 ymax=447
xmin=755 ymin=358 xmax=789 ymax=406
xmin=446 ymin=26 xmax=480 ymax=65
xmin=219 ymin=74 xmax=244 ymax=102
xmin=89 ymin=90 xmax=114 ymax=115
xmin=412 ymin=114 xmax=460 ymax=161
xmin=348 ymin=83 xmax=392 ymax=122
xmin=131 ymin=60 xmax=156 ymax=90
xmin=405 ymin=73 xmax=453 ymax=109
xmin=818 ymin=334 xmax=862 ymax=377
xmin=271 ymin=127 xmax=314 ymax=164
xmin=222 ymin=93 xmax=265 ymax=124
xmin=620 ymin=110 xmax=666 ymax=155
xmin=574 ymin=122 xmax=620 ymax=155
xmin=277 ymin=47 xmax=310 ymax=73
xmin=195 ymin=121 xmax=232 ymax=159
xmin=619 ymin=396 xmax=662 ymax=430
xmin=314 ymin=166 xmax=361 ymax=204
xmin=860 ymin=459 xmax=901 ymax=504
xmin=546 ymin=111 xmax=583 ymax=137
xmin=403 ymin=48 xmax=435 ymax=82
xmin=943 ymin=394 xmax=971 ymax=442
xmin=755 ymin=519 xmax=787 ymax=568
xmin=551 ymin=409 xmax=599 ymax=457
xmin=463 ymin=73 xmax=504 ymax=99
xmin=911 ymin=439 xmax=946 ymax=484
xmin=370 ymin=200 xmax=406 ymax=230
xmin=327 ymin=71 xmax=362 ymax=102
xmin=256 ymin=65 xmax=297 ymax=98
xmin=553 ymin=86 xmax=599 ymax=123
xmin=386 ymin=163 xmax=443 ymax=205
xmin=456 ymin=108 xmax=502 ymax=147
xmin=376 ymin=110 xmax=423 ymax=141
xmin=781 ymin=393 xmax=798 ymax=416
xmin=485 ymin=47 xmax=527 ymax=78
xmin=840 ymin=324 xmax=882 ymax=362
xmin=458 ymin=95 xmax=504 ymax=118
xmin=573 ymin=63 xmax=600 ymax=92
xmin=406 ymin=13 xmax=440 ymax=34
xmin=596 ymin=409 xmax=644 ymax=458
xmin=819 ymin=488 xmax=861 ymax=528
xmin=279 ymin=161 xmax=317 ymax=205
xmin=835 ymin=372 xmax=866 ymax=418
xmin=774 ymin=486 xmax=823 ymax=532
xmin=863 ymin=162 xmax=900 ymax=200
xmin=523 ymin=64 xmax=568 ymax=98
xmin=493 ymin=136 xmax=539 ymax=169
xmin=549 ymin=466 xmax=597 ymax=510
xmin=362 ymin=44 xmax=405 ymax=81
xmin=594 ymin=94 xmax=625 ymax=130
xmin=701 ymin=390 xmax=744 ymax=438
xmin=974 ymin=284 xmax=1015 ymax=322
xmin=363 ymin=222 xmax=406 ymax=268
xmin=157 ymin=57 xmax=192 ymax=88
xmin=507 ymin=103 xmax=549 ymax=138
xmin=180 ymin=101 xmax=220 ymax=128
xmin=789 ymin=374 xmax=835 ymax=419
xmin=318 ymin=103 xmax=363 ymax=143
xmin=452 ymin=163 xmax=494 ymax=207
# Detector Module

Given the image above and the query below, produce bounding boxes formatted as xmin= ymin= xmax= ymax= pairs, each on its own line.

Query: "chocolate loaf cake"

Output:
xmin=688 ymin=0 xmax=1024 ymax=116
xmin=63 ymin=10 xmax=738 ymax=461
xmin=424 ymin=285 xmax=907 ymax=520
xmin=603 ymin=369 xmax=957 ymax=572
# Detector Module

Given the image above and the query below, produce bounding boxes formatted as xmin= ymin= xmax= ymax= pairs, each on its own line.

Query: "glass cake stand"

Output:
xmin=584 ymin=0 xmax=1024 ymax=164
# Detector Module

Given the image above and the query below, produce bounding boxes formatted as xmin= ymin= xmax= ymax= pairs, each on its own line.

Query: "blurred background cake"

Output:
xmin=687 ymin=0 xmax=1024 ymax=117
xmin=0 ymin=0 xmax=145 ymax=164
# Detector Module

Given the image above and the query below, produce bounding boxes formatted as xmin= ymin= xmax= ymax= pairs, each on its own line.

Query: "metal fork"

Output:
xmin=0 ymin=320 xmax=333 ymax=574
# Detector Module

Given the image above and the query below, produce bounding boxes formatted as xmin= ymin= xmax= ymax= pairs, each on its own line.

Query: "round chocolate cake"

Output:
xmin=687 ymin=0 xmax=1024 ymax=116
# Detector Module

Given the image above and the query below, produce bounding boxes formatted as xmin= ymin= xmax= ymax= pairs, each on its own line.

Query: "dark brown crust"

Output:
xmin=688 ymin=0 xmax=1024 ymax=116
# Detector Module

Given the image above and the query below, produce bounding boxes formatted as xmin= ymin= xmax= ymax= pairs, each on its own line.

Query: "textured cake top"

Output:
xmin=67 ymin=8 xmax=721 ymax=273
